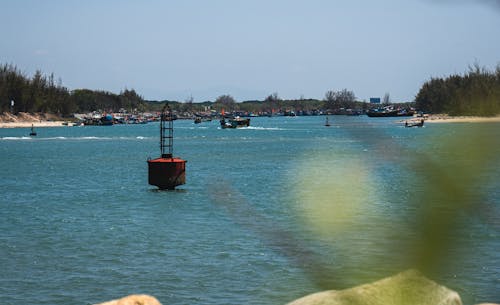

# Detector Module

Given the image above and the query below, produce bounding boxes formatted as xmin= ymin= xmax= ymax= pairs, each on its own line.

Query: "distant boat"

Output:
xmin=194 ymin=117 xmax=212 ymax=124
xmin=405 ymin=119 xmax=425 ymax=128
xmin=325 ymin=116 xmax=331 ymax=127
xmin=220 ymin=116 xmax=250 ymax=129
xmin=100 ymin=114 xmax=114 ymax=125
xmin=367 ymin=107 xmax=414 ymax=117
xmin=29 ymin=124 xmax=37 ymax=136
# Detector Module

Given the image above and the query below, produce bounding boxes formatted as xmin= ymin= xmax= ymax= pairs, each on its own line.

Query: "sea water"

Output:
xmin=0 ymin=116 xmax=498 ymax=304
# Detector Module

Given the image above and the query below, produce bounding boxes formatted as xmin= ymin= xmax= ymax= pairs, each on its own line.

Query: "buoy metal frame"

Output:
xmin=160 ymin=104 xmax=174 ymax=158
xmin=147 ymin=104 xmax=186 ymax=190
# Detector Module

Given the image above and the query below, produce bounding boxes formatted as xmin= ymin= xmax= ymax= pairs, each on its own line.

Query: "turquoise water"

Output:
xmin=0 ymin=116 xmax=498 ymax=304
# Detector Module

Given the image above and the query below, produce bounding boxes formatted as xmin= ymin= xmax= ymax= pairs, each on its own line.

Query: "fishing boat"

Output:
xmin=220 ymin=116 xmax=250 ymax=129
xmin=405 ymin=119 xmax=425 ymax=128
xmin=29 ymin=124 xmax=37 ymax=136
xmin=367 ymin=107 xmax=414 ymax=117
xmin=194 ymin=116 xmax=212 ymax=124
xmin=100 ymin=114 xmax=114 ymax=125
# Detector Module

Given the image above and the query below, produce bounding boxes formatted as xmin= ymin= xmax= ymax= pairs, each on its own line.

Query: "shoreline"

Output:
xmin=1 ymin=115 xmax=500 ymax=128
xmin=399 ymin=114 xmax=500 ymax=124
xmin=0 ymin=112 xmax=71 ymax=128
xmin=422 ymin=114 xmax=500 ymax=123
xmin=0 ymin=121 xmax=70 ymax=128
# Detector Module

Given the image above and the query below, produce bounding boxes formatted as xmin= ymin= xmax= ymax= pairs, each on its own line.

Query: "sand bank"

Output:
xmin=398 ymin=114 xmax=500 ymax=125
xmin=0 ymin=121 xmax=69 ymax=128
xmin=0 ymin=112 xmax=73 ymax=128
xmin=423 ymin=114 xmax=500 ymax=123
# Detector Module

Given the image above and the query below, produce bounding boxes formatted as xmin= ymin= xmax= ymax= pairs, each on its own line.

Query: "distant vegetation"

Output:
xmin=0 ymin=63 xmax=146 ymax=116
xmin=2 ymin=62 xmax=499 ymax=116
xmin=0 ymin=64 xmax=377 ymax=115
xmin=135 ymin=90 xmax=381 ymax=115
xmin=415 ymin=64 xmax=500 ymax=116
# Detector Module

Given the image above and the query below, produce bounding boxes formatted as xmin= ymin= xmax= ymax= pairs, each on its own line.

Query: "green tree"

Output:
xmin=415 ymin=64 xmax=500 ymax=115
xmin=214 ymin=94 xmax=237 ymax=111
xmin=324 ymin=89 xmax=356 ymax=112
xmin=119 ymin=88 xmax=145 ymax=111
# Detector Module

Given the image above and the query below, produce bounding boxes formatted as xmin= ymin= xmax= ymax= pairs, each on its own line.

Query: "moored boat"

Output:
xmin=367 ymin=107 xmax=414 ymax=117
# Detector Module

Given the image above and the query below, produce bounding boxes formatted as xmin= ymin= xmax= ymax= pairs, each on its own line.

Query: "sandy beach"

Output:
xmin=0 ymin=112 xmax=71 ymax=128
xmin=423 ymin=114 xmax=500 ymax=123
xmin=399 ymin=114 xmax=500 ymax=124
xmin=0 ymin=121 xmax=70 ymax=128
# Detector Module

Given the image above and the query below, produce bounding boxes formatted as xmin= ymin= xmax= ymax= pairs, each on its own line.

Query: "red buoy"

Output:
xmin=147 ymin=104 xmax=186 ymax=190
xmin=148 ymin=157 xmax=186 ymax=190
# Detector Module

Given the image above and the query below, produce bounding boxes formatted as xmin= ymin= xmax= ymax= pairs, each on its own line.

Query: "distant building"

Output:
xmin=370 ymin=97 xmax=381 ymax=104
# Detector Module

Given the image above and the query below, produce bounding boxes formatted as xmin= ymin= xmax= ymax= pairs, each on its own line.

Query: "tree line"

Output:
xmin=415 ymin=64 xmax=500 ymax=116
xmin=4 ymin=62 xmax=499 ymax=116
xmin=0 ymin=63 xmax=398 ymax=116
xmin=0 ymin=63 xmax=146 ymax=116
xmin=197 ymin=91 xmax=368 ymax=114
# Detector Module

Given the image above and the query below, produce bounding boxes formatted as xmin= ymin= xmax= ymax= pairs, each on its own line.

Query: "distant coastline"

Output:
xmin=2 ymin=112 xmax=500 ymax=128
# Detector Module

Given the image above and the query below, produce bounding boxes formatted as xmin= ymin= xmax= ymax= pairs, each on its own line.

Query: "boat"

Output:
xmin=325 ymin=116 xmax=331 ymax=127
xmin=220 ymin=116 xmax=250 ymax=129
xmin=194 ymin=116 xmax=212 ymax=124
xmin=82 ymin=114 xmax=114 ymax=125
xmin=405 ymin=119 xmax=425 ymax=128
xmin=29 ymin=124 xmax=37 ymax=136
xmin=367 ymin=107 xmax=414 ymax=117
xmin=100 ymin=114 xmax=114 ymax=125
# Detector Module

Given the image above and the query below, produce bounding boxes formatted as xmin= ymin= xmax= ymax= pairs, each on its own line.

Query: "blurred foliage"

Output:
xmin=406 ymin=127 xmax=498 ymax=275
xmin=209 ymin=121 xmax=499 ymax=300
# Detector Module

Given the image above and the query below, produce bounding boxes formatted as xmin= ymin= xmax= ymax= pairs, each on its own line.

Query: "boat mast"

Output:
xmin=160 ymin=104 xmax=173 ymax=158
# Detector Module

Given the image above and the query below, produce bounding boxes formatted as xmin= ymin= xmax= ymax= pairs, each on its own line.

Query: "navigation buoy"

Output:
xmin=147 ymin=104 xmax=186 ymax=190
xmin=29 ymin=124 xmax=37 ymax=136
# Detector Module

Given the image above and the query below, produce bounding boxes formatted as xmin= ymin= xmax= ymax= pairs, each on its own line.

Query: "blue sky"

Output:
xmin=1 ymin=0 xmax=499 ymax=102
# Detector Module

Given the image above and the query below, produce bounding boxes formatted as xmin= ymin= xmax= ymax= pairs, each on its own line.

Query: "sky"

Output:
xmin=1 ymin=0 xmax=499 ymax=102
